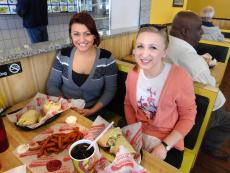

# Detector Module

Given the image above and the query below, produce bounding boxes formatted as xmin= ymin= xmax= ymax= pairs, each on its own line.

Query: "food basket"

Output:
xmin=7 ymin=92 xmax=85 ymax=130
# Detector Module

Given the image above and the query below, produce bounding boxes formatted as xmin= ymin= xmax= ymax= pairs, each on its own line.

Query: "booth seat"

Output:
xmin=180 ymin=82 xmax=217 ymax=173
xmin=194 ymin=39 xmax=230 ymax=86
xmin=221 ymin=29 xmax=230 ymax=39
xmin=1 ymin=58 xmax=218 ymax=173
xmin=110 ymin=60 xmax=218 ymax=173
xmin=196 ymin=39 xmax=230 ymax=65
xmin=129 ymin=29 xmax=230 ymax=65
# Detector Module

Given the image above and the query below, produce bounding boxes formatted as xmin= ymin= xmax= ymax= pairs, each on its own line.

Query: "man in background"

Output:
xmin=16 ymin=0 xmax=48 ymax=43
xmin=167 ymin=11 xmax=230 ymax=161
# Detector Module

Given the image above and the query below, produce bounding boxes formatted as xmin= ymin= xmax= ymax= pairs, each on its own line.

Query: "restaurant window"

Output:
xmin=0 ymin=0 xmax=110 ymax=30
xmin=90 ymin=0 xmax=110 ymax=30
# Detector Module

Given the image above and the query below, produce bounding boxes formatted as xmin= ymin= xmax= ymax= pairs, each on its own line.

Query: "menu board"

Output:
xmin=48 ymin=0 xmax=92 ymax=13
xmin=0 ymin=0 xmax=16 ymax=14
xmin=0 ymin=0 xmax=92 ymax=14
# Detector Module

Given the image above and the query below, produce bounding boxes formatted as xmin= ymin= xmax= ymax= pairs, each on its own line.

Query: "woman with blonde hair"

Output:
xmin=124 ymin=26 xmax=196 ymax=168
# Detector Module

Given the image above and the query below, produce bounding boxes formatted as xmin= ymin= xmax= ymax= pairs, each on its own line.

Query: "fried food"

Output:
xmin=17 ymin=110 xmax=41 ymax=126
xmin=37 ymin=127 xmax=83 ymax=157
xmin=43 ymin=101 xmax=61 ymax=114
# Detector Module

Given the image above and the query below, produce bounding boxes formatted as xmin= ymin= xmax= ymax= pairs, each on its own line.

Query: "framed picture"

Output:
xmin=172 ymin=0 xmax=184 ymax=7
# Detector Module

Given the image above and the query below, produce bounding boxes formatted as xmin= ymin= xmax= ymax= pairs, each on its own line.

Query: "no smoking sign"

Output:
xmin=0 ymin=62 xmax=22 ymax=78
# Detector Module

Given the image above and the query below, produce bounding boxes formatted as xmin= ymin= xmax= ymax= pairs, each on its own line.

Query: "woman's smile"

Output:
xmin=78 ymin=42 xmax=89 ymax=47
xmin=140 ymin=57 xmax=153 ymax=64
xmin=71 ymin=23 xmax=95 ymax=52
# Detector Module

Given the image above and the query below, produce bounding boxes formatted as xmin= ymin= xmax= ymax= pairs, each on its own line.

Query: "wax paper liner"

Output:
xmin=85 ymin=116 xmax=146 ymax=172
xmin=98 ymin=146 xmax=149 ymax=173
xmin=13 ymin=123 xmax=87 ymax=173
xmin=7 ymin=92 xmax=85 ymax=129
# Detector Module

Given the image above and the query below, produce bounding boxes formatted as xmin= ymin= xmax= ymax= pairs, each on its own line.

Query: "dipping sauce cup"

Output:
xmin=69 ymin=139 xmax=97 ymax=173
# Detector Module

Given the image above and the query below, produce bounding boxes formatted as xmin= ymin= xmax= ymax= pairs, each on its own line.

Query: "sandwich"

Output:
xmin=17 ymin=110 xmax=41 ymax=126
xmin=98 ymin=127 xmax=136 ymax=155
xmin=98 ymin=127 xmax=122 ymax=147
xmin=110 ymin=136 xmax=136 ymax=155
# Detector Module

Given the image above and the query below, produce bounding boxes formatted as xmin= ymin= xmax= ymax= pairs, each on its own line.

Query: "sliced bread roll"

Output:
xmin=110 ymin=136 xmax=136 ymax=155
xmin=98 ymin=127 xmax=122 ymax=147
xmin=17 ymin=110 xmax=40 ymax=126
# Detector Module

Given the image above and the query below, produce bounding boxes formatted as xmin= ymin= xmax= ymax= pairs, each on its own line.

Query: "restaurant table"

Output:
xmin=0 ymin=104 xmax=181 ymax=173
xmin=210 ymin=62 xmax=226 ymax=87
xmin=224 ymin=38 xmax=230 ymax=43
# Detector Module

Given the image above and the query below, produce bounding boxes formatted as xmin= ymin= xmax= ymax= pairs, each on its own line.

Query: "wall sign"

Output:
xmin=172 ymin=0 xmax=184 ymax=7
xmin=0 ymin=62 xmax=22 ymax=78
xmin=0 ymin=0 xmax=16 ymax=14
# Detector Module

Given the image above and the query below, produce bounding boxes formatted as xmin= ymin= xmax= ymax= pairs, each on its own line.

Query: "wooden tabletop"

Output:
xmin=0 ymin=107 xmax=180 ymax=173
xmin=224 ymin=38 xmax=230 ymax=43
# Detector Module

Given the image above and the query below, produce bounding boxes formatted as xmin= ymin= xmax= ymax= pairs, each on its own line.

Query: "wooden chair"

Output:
xmin=110 ymin=60 xmax=218 ymax=173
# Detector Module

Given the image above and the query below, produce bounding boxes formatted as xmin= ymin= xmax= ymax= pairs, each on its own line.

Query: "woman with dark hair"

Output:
xmin=47 ymin=12 xmax=117 ymax=119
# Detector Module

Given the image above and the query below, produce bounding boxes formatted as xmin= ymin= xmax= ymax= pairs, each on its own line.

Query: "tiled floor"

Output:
xmin=191 ymin=62 xmax=230 ymax=173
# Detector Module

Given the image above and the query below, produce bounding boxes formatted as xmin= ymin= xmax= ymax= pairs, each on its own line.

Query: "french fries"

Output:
xmin=36 ymin=127 xmax=83 ymax=157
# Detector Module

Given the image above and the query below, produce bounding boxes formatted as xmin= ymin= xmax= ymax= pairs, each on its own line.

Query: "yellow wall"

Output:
xmin=150 ymin=0 xmax=187 ymax=24
xmin=187 ymin=0 xmax=230 ymax=19
xmin=150 ymin=0 xmax=230 ymax=24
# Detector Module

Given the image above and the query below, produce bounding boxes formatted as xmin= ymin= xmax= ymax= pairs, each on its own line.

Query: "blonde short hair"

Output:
xmin=200 ymin=6 xmax=215 ymax=19
xmin=137 ymin=26 xmax=169 ymax=49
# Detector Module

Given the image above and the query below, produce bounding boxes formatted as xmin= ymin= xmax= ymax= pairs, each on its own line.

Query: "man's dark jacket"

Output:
xmin=16 ymin=0 xmax=48 ymax=28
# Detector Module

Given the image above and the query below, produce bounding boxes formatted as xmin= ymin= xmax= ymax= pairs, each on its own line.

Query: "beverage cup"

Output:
xmin=0 ymin=117 xmax=9 ymax=153
xmin=69 ymin=139 xmax=98 ymax=173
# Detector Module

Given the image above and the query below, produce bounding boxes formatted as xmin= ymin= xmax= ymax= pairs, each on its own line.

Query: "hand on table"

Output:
xmin=201 ymin=53 xmax=217 ymax=67
xmin=151 ymin=143 xmax=167 ymax=160
xmin=202 ymin=53 xmax=212 ymax=63
xmin=72 ymin=107 xmax=93 ymax=117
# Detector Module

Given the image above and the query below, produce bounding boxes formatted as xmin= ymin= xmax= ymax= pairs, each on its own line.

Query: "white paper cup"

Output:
xmin=69 ymin=139 xmax=97 ymax=173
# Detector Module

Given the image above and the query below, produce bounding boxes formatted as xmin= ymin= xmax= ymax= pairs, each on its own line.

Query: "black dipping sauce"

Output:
xmin=71 ymin=143 xmax=94 ymax=160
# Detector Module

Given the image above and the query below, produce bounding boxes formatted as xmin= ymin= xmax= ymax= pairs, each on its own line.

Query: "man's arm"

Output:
xmin=194 ymin=69 xmax=216 ymax=87
xmin=184 ymin=53 xmax=217 ymax=87
xmin=192 ymin=55 xmax=217 ymax=87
